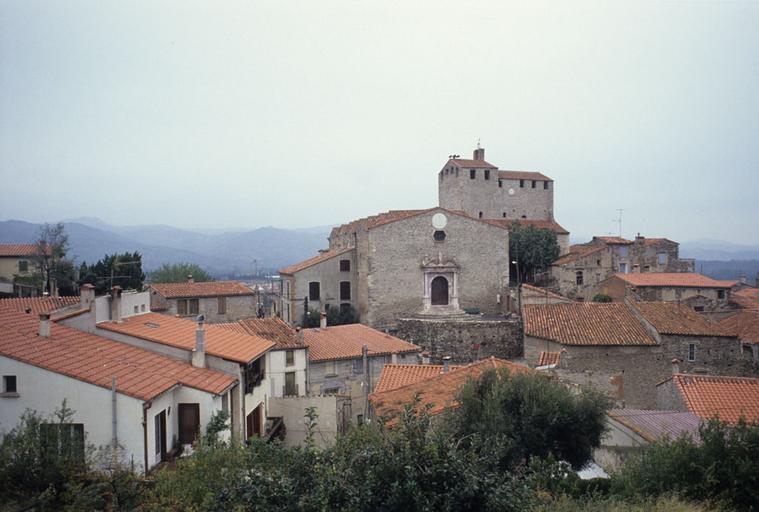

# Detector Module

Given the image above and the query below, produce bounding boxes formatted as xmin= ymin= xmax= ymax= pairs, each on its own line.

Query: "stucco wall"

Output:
xmin=267 ymin=348 xmax=308 ymax=398
xmin=156 ymin=295 xmax=257 ymax=323
xmin=267 ymin=395 xmax=350 ymax=448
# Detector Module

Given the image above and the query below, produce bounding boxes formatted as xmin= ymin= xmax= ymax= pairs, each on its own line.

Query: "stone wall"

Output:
xmin=394 ymin=316 xmax=522 ymax=364
xmin=660 ymin=334 xmax=744 ymax=375
xmin=158 ymin=295 xmax=257 ymax=323
xmin=655 ymin=378 xmax=687 ymax=411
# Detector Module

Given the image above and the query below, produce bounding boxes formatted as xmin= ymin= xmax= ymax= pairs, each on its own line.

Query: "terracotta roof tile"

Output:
xmin=0 ymin=308 xmax=236 ymax=401
xmin=303 ymin=324 xmax=420 ymax=362
xmin=524 ymin=302 xmax=657 ymax=346
xmin=612 ymin=273 xmax=732 ymax=289
xmin=552 ymin=244 xmax=605 ymax=266
xmin=484 ymin=218 xmax=569 ymax=235
xmin=537 ymin=351 xmax=561 ymax=366
xmin=374 ymin=363 xmax=462 ymax=393
xmin=98 ymin=312 xmax=273 ymax=364
xmin=0 ymin=244 xmax=38 ymax=257
xmin=449 ymin=159 xmax=497 ymax=169
xmin=278 ymin=248 xmax=353 ymax=275
xmin=608 ymin=409 xmax=702 ymax=443
xmin=149 ymin=281 xmax=254 ymax=299
xmin=370 ymin=357 xmax=532 ymax=421
xmin=0 ymin=296 xmax=79 ymax=316
xmin=667 ymin=374 xmax=759 ymax=424
xmin=216 ymin=316 xmax=305 ymax=350
xmin=730 ymin=288 xmax=759 ymax=311
xmin=497 ymin=170 xmax=552 ymax=181
xmin=521 ymin=283 xmax=574 ymax=302
xmin=632 ymin=302 xmax=735 ymax=337
xmin=719 ymin=311 xmax=759 ymax=344
xmin=592 ymin=236 xmax=633 ymax=245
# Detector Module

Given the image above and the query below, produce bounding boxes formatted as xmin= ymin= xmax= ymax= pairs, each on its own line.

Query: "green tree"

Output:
xmin=326 ymin=304 xmax=359 ymax=326
xmin=148 ymin=262 xmax=213 ymax=283
xmin=446 ymin=368 xmax=609 ymax=470
xmin=79 ymin=252 xmax=145 ymax=294
xmin=592 ymin=293 xmax=612 ymax=303
xmin=32 ymin=223 xmax=71 ymax=295
xmin=509 ymin=221 xmax=560 ymax=284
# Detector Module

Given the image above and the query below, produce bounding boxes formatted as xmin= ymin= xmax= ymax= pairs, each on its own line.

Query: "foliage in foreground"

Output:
xmin=148 ymin=262 xmax=213 ymax=283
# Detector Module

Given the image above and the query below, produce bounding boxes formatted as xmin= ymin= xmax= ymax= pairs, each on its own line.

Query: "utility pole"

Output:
xmin=612 ymin=209 xmax=625 ymax=238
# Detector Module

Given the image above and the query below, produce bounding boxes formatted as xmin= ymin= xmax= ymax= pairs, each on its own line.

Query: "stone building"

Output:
xmin=0 ymin=244 xmax=42 ymax=297
xmin=148 ymin=278 xmax=258 ymax=323
xmin=656 ymin=374 xmax=759 ymax=424
xmin=523 ymin=301 xmax=742 ymax=408
xmin=597 ymin=272 xmax=736 ymax=315
xmin=550 ymin=235 xmax=696 ymax=300
xmin=719 ymin=310 xmax=759 ymax=365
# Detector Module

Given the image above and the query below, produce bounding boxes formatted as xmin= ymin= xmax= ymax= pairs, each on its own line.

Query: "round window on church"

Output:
xmin=433 ymin=230 xmax=446 ymax=242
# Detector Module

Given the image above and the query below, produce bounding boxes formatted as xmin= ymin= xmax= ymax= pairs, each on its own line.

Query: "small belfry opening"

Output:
xmin=431 ymin=276 xmax=449 ymax=306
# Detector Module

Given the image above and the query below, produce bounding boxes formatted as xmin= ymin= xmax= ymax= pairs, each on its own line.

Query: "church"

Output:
xmin=279 ymin=146 xmax=569 ymax=334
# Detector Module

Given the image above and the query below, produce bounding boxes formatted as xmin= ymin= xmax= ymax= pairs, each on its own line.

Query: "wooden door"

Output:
xmin=154 ymin=410 xmax=167 ymax=461
xmin=246 ymin=405 xmax=262 ymax=439
xmin=178 ymin=403 xmax=200 ymax=445
xmin=431 ymin=276 xmax=449 ymax=306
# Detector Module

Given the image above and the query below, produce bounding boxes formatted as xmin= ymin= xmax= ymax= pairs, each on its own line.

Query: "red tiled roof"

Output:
xmin=719 ymin=311 xmax=759 ymax=344
xmin=0 ymin=296 xmax=79 ymax=316
xmin=369 ymin=357 xmax=532 ymax=421
xmin=303 ymin=324 xmax=421 ymax=362
xmin=592 ymin=236 xmax=633 ymax=245
xmin=97 ymin=312 xmax=273 ymax=364
xmin=730 ymin=288 xmax=759 ymax=311
xmin=498 ymin=170 xmax=552 ymax=181
xmin=521 ymin=284 xmax=573 ymax=303
xmin=216 ymin=316 xmax=305 ymax=350
xmin=551 ymin=244 xmax=605 ymax=266
xmin=537 ymin=351 xmax=561 ymax=366
xmin=449 ymin=159 xmax=497 ymax=169
xmin=666 ymin=374 xmax=759 ymax=424
xmin=523 ymin=303 xmax=657 ymax=346
xmin=148 ymin=281 xmax=254 ymax=299
xmin=0 ymin=308 xmax=236 ymax=401
xmin=632 ymin=302 xmax=735 ymax=337
xmin=612 ymin=273 xmax=733 ymax=289
xmin=374 ymin=363 xmax=462 ymax=393
xmin=0 ymin=244 xmax=38 ymax=257
xmin=608 ymin=409 xmax=702 ymax=443
xmin=484 ymin=218 xmax=569 ymax=235
xmin=278 ymin=248 xmax=353 ymax=275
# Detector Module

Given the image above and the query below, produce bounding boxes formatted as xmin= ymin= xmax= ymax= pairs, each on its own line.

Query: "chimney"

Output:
xmin=110 ymin=286 xmax=122 ymax=323
xmin=442 ymin=355 xmax=451 ymax=373
xmin=671 ymin=358 xmax=681 ymax=375
xmin=187 ymin=274 xmax=194 ymax=284
xmin=320 ymin=311 xmax=327 ymax=329
xmin=80 ymin=283 xmax=95 ymax=309
xmin=38 ymin=313 xmax=51 ymax=337
xmin=635 ymin=233 xmax=644 ymax=243
xmin=473 ymin=147 xmax=485 ymax=161
xmin=192 ymin=315 xmax=206 ymax=368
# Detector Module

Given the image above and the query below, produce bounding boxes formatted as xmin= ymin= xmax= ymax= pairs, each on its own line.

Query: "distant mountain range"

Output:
xmin=0 ymin=218 xmax=332 ymax=277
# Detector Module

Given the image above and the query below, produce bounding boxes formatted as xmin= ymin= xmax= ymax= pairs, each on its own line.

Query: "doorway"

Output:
xmin=178 ymin=403 xmax=200 ymax=445
xmin=246 ymin=404 xmax=262 ymax=439
xmin=431 ymin=276 xmax=449 ymax=306
xmin=154 ymin=410 xmax=167 ymax=462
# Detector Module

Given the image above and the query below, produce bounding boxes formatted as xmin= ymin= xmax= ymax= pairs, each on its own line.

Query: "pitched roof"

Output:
xmin=216 ymin=316 xmax=305 ymax=349
xmin=521 ymin=283 xmax=574 ymax=303
xmin=0 ymin=244 xmax=38 ymax=257
xmin=97 ymin=312 xmax=273 ymax=364
xmin=592 ymin=236 xmax=633 ymax=245
xmin=719 ymin=311 xmax=759 ymax=344
xmin=608 ymin=409 xmax=702 ymax=443
xmin=373 ymin=363 xmax=461 ymax=394
xmin=0 ymin=296 xmax=79 ymax=316
xmin=449 ymin=158 xmax=497 ymax=169
xmin=537 ymin=351 xmax=561 ymax=366
xmin=278 ymin=248 xmax=353 ymax=275
xmin=303 ymin=323 xmax=421 ymax=362
xmin=369 ymin=357 xmax=532 ymax=421
xmin=730 ymin=287 xmax=759 ymax=311
xmin=551 ymin=244 xmax=605 ymax=266
xmin=523 ymin=302 xmax=657 ymax=346
xmin=484 ymin=218 xmax=569 ymax=235
xmin=663 ymin=374 xmax=759 ymax=424
xmin=632 ymin=302 xmax=735 ymax=337
xmin=611 ymin=273 xmax=733 ymax=289
xmin=148 ymin=280 xmax=254 ymax=299
xmin=0 ymin=308 xmax=236 ymax=401
xmin=498 ymin=170 xmax=552 ymax=181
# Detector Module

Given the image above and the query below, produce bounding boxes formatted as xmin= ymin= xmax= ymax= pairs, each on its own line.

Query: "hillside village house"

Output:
xmin=598 ymin=273 xmax=736 ymax=315
xmin=523 ymin=301 xmax=743 ymax=408
xmin=0 ymin=298 xmax=237 ymax=474
xmin=148 ymin=278 xmax=258 ymax=323
xmin=550 ymin=235 xmax=695 ymax=300
xmin=656 ymin=374 xmax=759 ymax=424
xmin=0 ymin=244 xmax=41 ymax=297
xmin=719 ymin=310 xmax=759 ymax=364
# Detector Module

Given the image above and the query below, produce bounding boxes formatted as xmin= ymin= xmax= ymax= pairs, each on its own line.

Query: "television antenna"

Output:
xmin=612 ymin=209 xmax=625 ymax=238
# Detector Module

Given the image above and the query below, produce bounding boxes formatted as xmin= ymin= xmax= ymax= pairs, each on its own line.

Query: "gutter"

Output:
xmin=142 ymin=401 xmax=152 ymax=475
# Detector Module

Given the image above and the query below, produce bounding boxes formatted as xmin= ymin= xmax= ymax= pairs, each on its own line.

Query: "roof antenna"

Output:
xmin=476 ymin=137 xmax=481 ymax=149
xmin=612 ymin=209 xmax=625 ymax=238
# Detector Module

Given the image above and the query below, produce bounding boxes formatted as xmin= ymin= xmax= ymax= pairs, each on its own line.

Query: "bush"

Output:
xmin=592 ymin=294 xmax=612 ymax=303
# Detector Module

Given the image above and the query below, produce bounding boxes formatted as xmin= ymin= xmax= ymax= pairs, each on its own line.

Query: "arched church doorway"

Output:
xmin=431 ymin=276 xmax=449 ymax=306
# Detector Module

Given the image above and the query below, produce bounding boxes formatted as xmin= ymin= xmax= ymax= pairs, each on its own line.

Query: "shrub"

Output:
xmin=592 ymin=294 xmax=612 ymax=303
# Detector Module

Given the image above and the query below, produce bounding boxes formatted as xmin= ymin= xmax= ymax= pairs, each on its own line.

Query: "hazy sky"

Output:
xmin=1 ymin=0 xmax=757 ymax=243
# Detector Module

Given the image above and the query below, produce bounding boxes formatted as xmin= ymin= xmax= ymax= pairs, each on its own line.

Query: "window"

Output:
xmin=657 ymin=253 xmax=667 ymax=265
xmin=717 ymin=290 xmax=726 ymax=300
xmin=323 ymin=386 xmax=339 ymax=395
xmin=141 ymin=304 xmax=146 ymax=312
xmin=309 ymin=282 xmax=321 ymax=301
xmin=433 ymin=230 xmax=446 ymax=242
xmin=3 ymin=375 xmax=17 ymax=395
xmin=286 ymin=350 xmax=295 ymax=366
xmin=531 ymin=180 xmax=536 ymax=188
xmin=339 ymin=259 xmax=350 ymax=272
xmin=353 ymin=358 xmax=364 ymax=374
xmin=576 ymin=271 xmax=584 ymax=285
xmin=519 ymin=179 xmax=525 ymax=188
xmin=134 ymin=305 xmax=139 ymax=314
xmin=285 ymin=372 xmax=297 ymax=396
xmin=688 ymin=344 xmax=696 ymax=362
xmin=502 ymin=212 xmax=507 ymax=218
xmin=694 ymin=306 xmax=705 ymax=312
xmin=643 ymin=265 xmax=651 ymax=272
xmin=543 ymin=181 xmax=549 ymax=190
xmin=498 ymin=179 xmax=503 ymax=188
xmin=596 ymin=259 xmax=601 ymax=266
xmin=177 ymin=299 xmax=187 ymax=315
xmin=18 ymin=260 xmax=28 ymax=272
xmin=325 ymin=361 xmax=336 ymax=377
xmin=619 ymin=263 xmax=627 ymax=274
xmin=470 ymin=169 xmax=476 ymax=179
xmin=218 ymin=296 xmax=227 ymax=314
xmin=357 ymin=414 xmax=364 ymax=425
xmin=478 ymin=212 xmax=483 ymax=219
xmin=484 ymin=169 xmax=490 ymax=180
xmin=618 ymin=246 xmax=629 ymax=257
xmin=244 ymin=357 xmax=265 ymax=393
xmin=340 ymin=281 xmax=351 ymax=301
xmin=189 ymin=299 xmax=199 ymax=315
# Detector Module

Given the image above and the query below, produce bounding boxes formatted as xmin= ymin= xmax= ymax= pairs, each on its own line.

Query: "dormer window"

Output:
xmin=470 ymin=169 xmax=476 ymax=179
